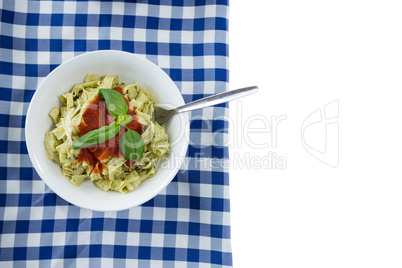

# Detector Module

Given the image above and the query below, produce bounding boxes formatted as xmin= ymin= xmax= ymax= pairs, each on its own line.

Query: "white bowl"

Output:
xmin=26 ymin=50 xmax=189 ymax=211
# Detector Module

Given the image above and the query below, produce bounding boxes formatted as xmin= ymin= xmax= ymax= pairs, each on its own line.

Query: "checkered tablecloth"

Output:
xmin=0 ymin=0 xmax=231 ymax=266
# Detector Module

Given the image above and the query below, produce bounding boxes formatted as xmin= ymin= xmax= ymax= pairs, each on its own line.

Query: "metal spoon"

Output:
xmin=153 ymin=86 xmax=258 ymax=125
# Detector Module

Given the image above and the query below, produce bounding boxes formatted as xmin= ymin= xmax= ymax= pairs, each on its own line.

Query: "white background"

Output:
xmin=229 ymin=1 xmax=402 ymax=267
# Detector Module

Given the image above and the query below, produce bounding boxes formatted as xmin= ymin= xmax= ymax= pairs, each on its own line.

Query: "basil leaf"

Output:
xmin=72 ymin=121 xmax=120 ymax=149
xmin=116 ymin=114 xmax=132 ymax=126
xmin=119 ymin=129 xmax=144 ymax=161
xmin=98 ymin=88 xmax=128 ymax=119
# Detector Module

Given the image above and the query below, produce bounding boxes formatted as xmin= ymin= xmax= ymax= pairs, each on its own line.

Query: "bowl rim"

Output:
xmin=25 ymin=50 xmax=189 ymax=211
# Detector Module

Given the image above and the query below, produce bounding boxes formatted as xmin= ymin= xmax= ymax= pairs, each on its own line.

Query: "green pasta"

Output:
xmin=44 ymin=73 xmax=170 ymax=193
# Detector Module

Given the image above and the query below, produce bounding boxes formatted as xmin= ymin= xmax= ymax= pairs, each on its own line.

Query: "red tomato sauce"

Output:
xmin=77 ymin=87 xmax=142 ymax=172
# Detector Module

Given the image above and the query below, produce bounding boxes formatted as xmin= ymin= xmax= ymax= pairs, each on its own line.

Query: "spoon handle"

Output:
xmin=176 ymin=86 xmax=258 ymax=113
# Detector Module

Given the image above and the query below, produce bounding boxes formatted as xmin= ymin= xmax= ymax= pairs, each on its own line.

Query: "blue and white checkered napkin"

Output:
xmin=0 ymin=0 xmax=231 ymax=266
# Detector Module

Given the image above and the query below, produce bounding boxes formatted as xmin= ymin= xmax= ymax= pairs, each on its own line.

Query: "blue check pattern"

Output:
xmin=0 ymin=0 xmax=231 ymax=266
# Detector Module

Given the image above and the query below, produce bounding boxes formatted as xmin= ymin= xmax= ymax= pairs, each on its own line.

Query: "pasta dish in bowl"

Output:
xmin=26 ymin=51 xmax=189 ymax=211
